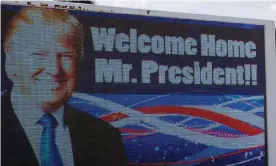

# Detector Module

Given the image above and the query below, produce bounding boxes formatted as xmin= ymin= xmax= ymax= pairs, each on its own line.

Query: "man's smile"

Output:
xmin=34 ymin=79 xmax=68 ymax=91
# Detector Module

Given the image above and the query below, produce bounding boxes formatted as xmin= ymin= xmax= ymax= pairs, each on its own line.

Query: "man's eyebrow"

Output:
xmin=32 ymin=52 xmax=47 ymax=56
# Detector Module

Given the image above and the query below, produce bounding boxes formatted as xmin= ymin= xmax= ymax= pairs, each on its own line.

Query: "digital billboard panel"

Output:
xmin=1 ymin=4 xmax=267 ymax=166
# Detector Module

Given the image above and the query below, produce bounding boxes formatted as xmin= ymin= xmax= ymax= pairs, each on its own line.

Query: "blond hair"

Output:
xmin=4 ymin=7 xmax=85 ymax=58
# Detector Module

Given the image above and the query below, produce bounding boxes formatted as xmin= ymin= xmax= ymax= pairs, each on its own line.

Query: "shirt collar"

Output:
xmin=52 ymin=106 xmax=66 ymax=128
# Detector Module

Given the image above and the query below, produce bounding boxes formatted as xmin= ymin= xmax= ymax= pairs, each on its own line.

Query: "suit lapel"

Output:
xmin=2 ymin=91 xmax=39 ymax=166
xmin=64 ymin=104 xmax=107 ymax=166
xmin=64 ymin=103 xmax=129 ymax=166
xmin=64 ymin=104 xmax=91 ymax=166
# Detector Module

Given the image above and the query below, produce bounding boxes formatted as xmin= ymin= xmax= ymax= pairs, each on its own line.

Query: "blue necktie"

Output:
xmin=38 ymin=114 xmax=63 ymax=166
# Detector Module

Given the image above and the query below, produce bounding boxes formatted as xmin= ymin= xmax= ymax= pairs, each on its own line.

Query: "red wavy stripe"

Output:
xmin=136 ymin=106 xmax=263 ymax=136
xmin=100 ymin=112 xmax=129 ymax=122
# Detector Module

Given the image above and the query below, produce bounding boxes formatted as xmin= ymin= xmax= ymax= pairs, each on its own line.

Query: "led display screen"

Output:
xmin=1 ymin=4 xmax=267 ymax=166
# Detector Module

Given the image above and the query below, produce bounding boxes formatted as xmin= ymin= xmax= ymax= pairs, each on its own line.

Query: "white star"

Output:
xmin=211 ymin=156 xmax=215 ymax=163
xmin=258 ymin=155 xmax=263 ymax=160
xmin=245 ymin=152 xmax=248 ymax=159
xmin=155 ymin=146 xmax=160 ymax=152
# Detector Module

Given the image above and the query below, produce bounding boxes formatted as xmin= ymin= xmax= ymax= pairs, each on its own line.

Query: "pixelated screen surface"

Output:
xmin=1 ymin=4 xmax=267 ymax=166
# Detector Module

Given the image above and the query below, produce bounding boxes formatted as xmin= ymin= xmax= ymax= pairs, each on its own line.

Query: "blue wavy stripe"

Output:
xmin=194 ymin=147 xmax=265 ymax=166
xmin=170 ymin=147 xmax=232 ymax=166
xmin=90 ymin=93 xmax=247 ymax=108
xmin=224 ymin=98 xmax=264 ymax=111
xmin=125 ymin=133 xmax=207 ymax=163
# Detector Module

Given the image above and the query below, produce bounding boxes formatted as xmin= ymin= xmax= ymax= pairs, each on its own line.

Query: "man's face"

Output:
xmin=8 ymin=21 xmax=79 ymax=112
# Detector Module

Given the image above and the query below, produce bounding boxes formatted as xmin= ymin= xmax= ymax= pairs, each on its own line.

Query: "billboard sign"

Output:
xmin=1 ymin=3 xmax=269 ymax=166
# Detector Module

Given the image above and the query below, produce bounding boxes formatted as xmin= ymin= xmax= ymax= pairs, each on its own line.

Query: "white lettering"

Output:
xmin=91 ymin=27 xmax=116 ymax=52
xmin=142 ymin=60 xmax=158 ymax=83
xmin=95 ymin=58 xmax=122 ymax=83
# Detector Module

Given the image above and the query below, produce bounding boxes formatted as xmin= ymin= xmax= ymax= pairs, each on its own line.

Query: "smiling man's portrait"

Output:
xmin=1 ymin=7 xmax=127 ymax=166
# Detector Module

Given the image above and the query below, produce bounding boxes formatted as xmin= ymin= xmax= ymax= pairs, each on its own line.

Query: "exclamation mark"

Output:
xmin=251 ymin=65 xmax=257 ymax=85
xmin=244 ymin=64 xmax=251 ymax=85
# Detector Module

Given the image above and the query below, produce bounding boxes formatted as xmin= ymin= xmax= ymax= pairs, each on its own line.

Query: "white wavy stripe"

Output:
xmin=218 ymin=96 xmax=263 ymax=107
xmin=111 ymin=117 xmax=245 ymax=138
xmin=188 ymin=105 xmax=264 ymax=129
xmin=139 ymin=114 xmax=219 ymax=130
xmin=177 ymin=117 xmax=193 ymax=124
xmin=201 ymin=123 xmax=221 ymax=130
xmin=72 ymin=93 xmax=264 ymax=149
xmin=249 ymin=106 xmax=264 ymax=113
xmin=128 ymin=93 xmax=171 ymax=108
xmin=138 ymin=122 xmax=157 ymax=130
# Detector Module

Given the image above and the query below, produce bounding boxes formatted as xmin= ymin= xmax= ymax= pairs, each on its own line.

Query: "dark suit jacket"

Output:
xmin=1 ymin=91 xmax=128 ymax=166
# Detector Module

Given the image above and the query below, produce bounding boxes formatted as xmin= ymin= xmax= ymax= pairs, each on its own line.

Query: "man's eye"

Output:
xmin=32 ymin=53 xmax=46 ymax=60
xmin=61 ymin=56 xmax=70 ymax=61
xmin=60 ymin=52 xmax=77 ymax=58
xmin=61 ymin=54 xmax=72 ymax=58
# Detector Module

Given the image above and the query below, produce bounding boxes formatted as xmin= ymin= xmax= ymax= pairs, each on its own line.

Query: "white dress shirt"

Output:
xmin=11 ymin=90 xmax=74 ymax=166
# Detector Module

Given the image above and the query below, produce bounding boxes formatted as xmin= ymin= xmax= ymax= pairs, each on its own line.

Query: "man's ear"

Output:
xmin=5 ymin=52 xmax=18 ymax=82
